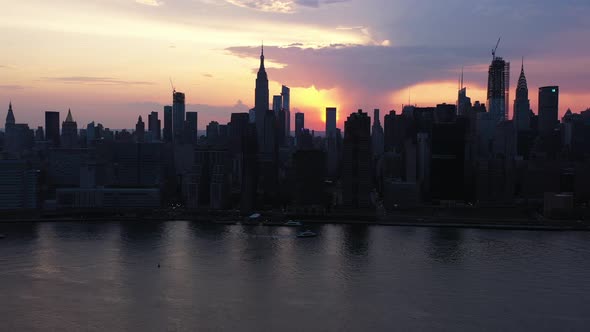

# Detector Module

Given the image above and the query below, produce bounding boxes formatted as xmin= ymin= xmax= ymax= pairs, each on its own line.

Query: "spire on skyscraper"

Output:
xmin=259 ymin=42 xmax=265 ymax=71
xmin=254 ymin=41 xmax=269 ymax=112
xmin=516 ymin=57 xmax=528 ymax=99
xmin=65 ymin=108 xmax=74 ymax=122
xmin=514 ymin=56 xmax=531 ymax=132
xmin=6 ymin=101 xmax=15 ymax=125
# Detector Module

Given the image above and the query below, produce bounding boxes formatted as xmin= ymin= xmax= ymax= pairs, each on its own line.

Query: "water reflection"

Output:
xmin=2 ymin=221 xmax=590 ymax=331
xmin=0 ymin=222 xmax=40 ymax=242
xmin=427 ymin=228 xmax=465 ymax=264
xmin=342 ymin=224 xmax=370 ymax=257
xmin=118 ymin=220 xmax=166 ymax=245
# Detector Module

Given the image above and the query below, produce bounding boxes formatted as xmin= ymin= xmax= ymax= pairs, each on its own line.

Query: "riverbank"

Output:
xmin=1 ymin=214 xmax=588 ymax=231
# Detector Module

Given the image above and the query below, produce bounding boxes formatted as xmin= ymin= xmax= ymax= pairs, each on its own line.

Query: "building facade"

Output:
xmin=342 ymin=110 xmax=372 ymax=208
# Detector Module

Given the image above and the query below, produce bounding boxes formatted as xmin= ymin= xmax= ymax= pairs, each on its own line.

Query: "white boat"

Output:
xmin=284 ymin=220 xmax=302 ymax=226
xmin=297 ymin=230 xmax=317 ymax=238
xmin=248 ymin=213 xmax=261 ymax=220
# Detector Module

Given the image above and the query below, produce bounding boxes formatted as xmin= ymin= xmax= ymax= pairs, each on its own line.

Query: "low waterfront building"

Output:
xmin=56 ymin=188 xmax=160 ymax=209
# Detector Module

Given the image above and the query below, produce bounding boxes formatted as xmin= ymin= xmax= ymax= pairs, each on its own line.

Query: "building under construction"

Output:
xmin=487 ymin=39 xmax=510 ymax=124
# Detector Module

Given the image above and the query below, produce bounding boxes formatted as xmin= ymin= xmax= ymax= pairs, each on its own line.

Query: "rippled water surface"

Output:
xmin=1 ymin=221 xmax=589 ymax=331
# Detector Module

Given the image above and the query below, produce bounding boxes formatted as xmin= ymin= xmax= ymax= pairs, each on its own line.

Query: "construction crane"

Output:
xmin=492 ymin=37 xmax=501 ymax=60
xmin=169 ymin=77 xmax=176 ymax=94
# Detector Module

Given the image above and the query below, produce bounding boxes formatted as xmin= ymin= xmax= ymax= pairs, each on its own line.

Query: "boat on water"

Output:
xmin=0 ymin=234 xmax=5 ymax=239
xmin=248 ymin=213 xmax=261 ymax=220
xmin=297 ymin=230 xmax=317 ymax=238
xmin=284 ymin=220 xmax=302 ymax=226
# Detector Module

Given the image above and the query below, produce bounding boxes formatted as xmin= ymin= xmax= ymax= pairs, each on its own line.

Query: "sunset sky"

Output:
xmin=1 ymin=0 xmax=589 ymax=130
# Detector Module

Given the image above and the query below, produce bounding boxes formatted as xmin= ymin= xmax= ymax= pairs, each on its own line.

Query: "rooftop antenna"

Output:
xmin=492 ymin=37 xmax=501 ymax=60
xmin=461 ymin=66 xmax=464 ymax=89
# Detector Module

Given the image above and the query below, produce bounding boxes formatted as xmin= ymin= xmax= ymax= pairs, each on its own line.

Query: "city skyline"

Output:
xmin=2 ymin=0 xmax=590 ymax=130
xmin=2 ymin=2 xmax=590 ymax=331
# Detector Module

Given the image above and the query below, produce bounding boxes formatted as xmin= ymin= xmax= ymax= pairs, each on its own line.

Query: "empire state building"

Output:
xmin=254 ymin=45 xmax=269 ymax=144
xmin=255 ymin=45 xmax=269 ymax=112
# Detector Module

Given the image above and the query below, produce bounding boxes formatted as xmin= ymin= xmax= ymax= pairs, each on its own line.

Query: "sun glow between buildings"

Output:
xmin=292 ymin=86 xmax=341 ymax=128
xmin=391 ymin=81 xmax=487 ymax=107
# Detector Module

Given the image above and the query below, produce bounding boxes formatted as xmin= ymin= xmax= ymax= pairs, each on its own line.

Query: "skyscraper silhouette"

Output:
xmin=325 ymin=107 xmax=340 ymax=178
xmin=86 ymin=121 xmax=96 ymax=146
xmin=163 ymin=106 xmax=172 ymax=142
xmin=255 ymin=45 xmax=269 ymax=145
xmin=173 ymin=92 xmax=185 ymax=142
xmin=148 ymin=111 xmax=161 ymax=141
xmin=229 ymin=113 xmax=249 ymax=190
xmin=281 ymin=85 xmax=290 ymax=139
xmin=4 ymin=102 xmax=16 ymax=152
xmin=261 ymin=110 xmax=277 ymax=154
xmin=229 ymin=113 xmax=250 ymax=154
xmin=342 ymin=110 xmax=372 ymax=208
xmin=457 ymin=69 xmax=472 ymax=116
xmin=35 ymin=127 xmax=44 ymax=141
xmin=514 ymin=58 xmax=531 ymax=132
xmin=206 ymin=121 xmax=220 ymax=143
xmin=5 ymin=102 xmax=15 ymax=127
xmin=295 ymin=112 xmax=304 ymax=146
xmin=326 ymin=107 xmax=337 ymax=138
xmin=272 ymin=94 xmax=286 ymax=145
xmin=539 ymin=86 xmax=559 ymax=136
xmin=487 ymin=56 xmax=510 ymax=124
xmin=248 ymin=109 xmax=255 ymax=123
xmin=384 ymin=110 xmax=410 ymax=153
xmin=135 ymin=115 xmax=145 ymax=142
xmin=61 ymin=109 xmax=78 ymax=148
xmin=371 ymin=109 xmax=384 ymax=156
xmin=185 ymin=112 xmax=198 ymax=143
xmin=45 ymin=111 xmax=60 ymax=146
xmin=255 ymin=45 xmax=269 ymax=112
xmin=383 ymin=110 xmax=396 ymax=152
xmin=277 ymin=108 xmax=286 ymax=147
xmin=241 ymin=123 xmax=258 ymax=212
xmin=272 ymin=95 xmax=282 ymax=113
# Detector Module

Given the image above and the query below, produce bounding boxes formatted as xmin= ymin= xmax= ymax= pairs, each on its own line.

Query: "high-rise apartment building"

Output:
xmin=282 ymin=85 xmax=290 ymax=138
xmin=173 ymin=92 xmax=185 ymax=142
xmin=487 ymin=56 xmax=510 ymax=124
xmin=45 ymin=111 xmax=60 ymax=146
xmin=342 ymin=110 xmax=372 ymax=208
xmin=539 ymin=86 xmax=559 ymax=136
xmin=295 ymin=112 xmax=304 ymax=146
xmin=148 ymin=111 xmax=161 ymax=141
xmin=163 ymin=106 xmax=173 ymax=142
xmin=326 ymin=107 xmax=337 ymax=138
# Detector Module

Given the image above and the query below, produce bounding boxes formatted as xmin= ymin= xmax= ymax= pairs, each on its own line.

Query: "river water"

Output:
xmin=1 ymin=221 xmax=589 ymax=331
